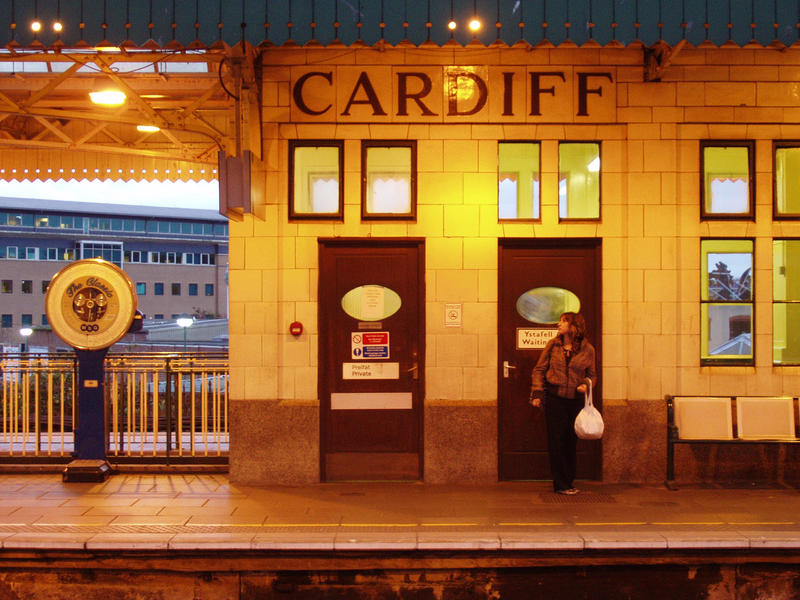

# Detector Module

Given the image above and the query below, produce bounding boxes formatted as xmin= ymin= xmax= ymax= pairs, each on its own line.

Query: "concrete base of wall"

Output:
xmin=229 ymin=400 xmax=498 ymax=485
xmin=228 ymin=397 xmax=800 ymax=487
xmin=424 ymin=403 xmax=497 ymax=484
xmin=602 ymin=400 xmax=667 ymax=484
xmin=602 ymin=398 xmax=800 ymax=486
xmin=229 ymin=400 xmax=319 ymax=485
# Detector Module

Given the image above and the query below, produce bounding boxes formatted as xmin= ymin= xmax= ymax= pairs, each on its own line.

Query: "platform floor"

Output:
xmin=0 ymin=474 xmax=798 ymax=552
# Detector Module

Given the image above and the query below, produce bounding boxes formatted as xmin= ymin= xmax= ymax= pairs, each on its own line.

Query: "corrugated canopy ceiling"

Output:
xmin=0 ymin=0 xmax=798 ymax=49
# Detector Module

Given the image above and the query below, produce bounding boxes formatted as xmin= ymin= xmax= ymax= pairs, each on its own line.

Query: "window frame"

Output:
xmin=498 ymin=140 xmax=542 ymax=223
xmin=773 ymin=141 xmax=800 ymax=220
xmin=288 ymin=139 xmax=345 ymax=221
xmin=557 ymin=140 xmax=602 ymax=222
xmin=700 ymin=237 xmax=755 ymax=366
xmin=772 ymin=237 xmax=800 ymax=365
xmin=360 ymin=140 xmax=417 ymax=221
xmin=700 ymin=140 xmax=755 ymax=221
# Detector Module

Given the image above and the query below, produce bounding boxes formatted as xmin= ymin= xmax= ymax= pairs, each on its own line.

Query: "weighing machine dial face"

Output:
xmin=45 ymin=258 xmax=137 ymax=351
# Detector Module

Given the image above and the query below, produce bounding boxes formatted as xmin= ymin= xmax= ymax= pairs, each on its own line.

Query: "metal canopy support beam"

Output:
xmin=0 ymin=50 xmax=239 ymax=182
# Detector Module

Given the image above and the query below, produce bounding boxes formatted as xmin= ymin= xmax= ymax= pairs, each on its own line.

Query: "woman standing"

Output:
xmin=529 ymin=312 xmax=597 ymax=495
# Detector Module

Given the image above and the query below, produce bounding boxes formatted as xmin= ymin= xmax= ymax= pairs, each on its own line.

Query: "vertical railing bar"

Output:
xmin=223 ymin=369 xmax=231 ymax=442
xmin=152 ymin=370 xmax=158 ymax=457
xmin=47 ymin=369 xmax=53 ymax=456
xmin=22 ymin=370 xmax=28 ymax=456
xmin=165 ymin=357 xmax=172 ymax=463
xmin=34 ymin=362 xmax=41 ymax=455
xmin=10 ymin=370 xmax=17 ymax=456
xmin=191 ymin=369 xmax=196 ymax=457
xmin=201 ymin=369 xmax=208 ymax=456
xmin=177 ymin=370 xmax=183 ymax=456
xmin=214 ymin=370 xmax=221 ymax=455
xmin=127 ymin=370 xmax=134 ymax=456
xmin=59 ymin=371 xmax=65 ymax=455
xmin=139 ymin=370 xmax=146 ymax=456
xmin=111 ymin=370 xmax=119 ymax=456
xmin=2 ymin=361 xmax=7 ymax=443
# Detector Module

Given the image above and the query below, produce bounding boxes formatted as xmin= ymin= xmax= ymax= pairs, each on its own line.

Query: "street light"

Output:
xmin=176 ymin=314 xmax=194 ymax=351
xmin=19 ymin=327 xmax=33 ymax=353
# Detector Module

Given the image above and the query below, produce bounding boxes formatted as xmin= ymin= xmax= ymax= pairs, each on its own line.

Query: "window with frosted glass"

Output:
xmin=558 ymin=142 xmax=600 ymax=220
xmin=701 ymin=141 xmax=754 ymax=219
xmin=772 ymin=239 xmax=800 ymax=364
xmin=289 ymin=140 xmax=343 ymax=220
xmin=774 ymin=143 xmax=800 ymax=219
xmin=361 ymin=141 xmax=416 ymax=220
xmin=701 ymin=239 xmax=754 ymax=364
xmin=498 ymin=142 xmax=540 ymax=220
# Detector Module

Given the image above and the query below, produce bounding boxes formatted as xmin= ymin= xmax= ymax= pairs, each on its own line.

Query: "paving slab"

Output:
xmin=0 ymin=475 xmax=796 ymax=555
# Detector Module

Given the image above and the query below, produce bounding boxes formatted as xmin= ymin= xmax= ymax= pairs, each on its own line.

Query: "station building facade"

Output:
xmin=0 ymin=197 xmax=229 ymax=347
xmin=227 ymin=43 xmax=800 ymax=486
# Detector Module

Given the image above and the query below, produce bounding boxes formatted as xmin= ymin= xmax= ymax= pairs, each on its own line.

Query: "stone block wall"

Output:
xmin=228 ymin=44 xmax=800 ymax=485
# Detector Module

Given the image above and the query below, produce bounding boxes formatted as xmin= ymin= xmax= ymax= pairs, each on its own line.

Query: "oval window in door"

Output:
xmin=516 ymin=287 xmax=580 ymax=324
xmin=341 ymin=284 xmax=402 ymax=321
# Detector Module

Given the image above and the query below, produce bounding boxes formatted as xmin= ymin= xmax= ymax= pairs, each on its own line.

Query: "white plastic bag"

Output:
xmin=574 ymin=378 xmax=604 ymax=440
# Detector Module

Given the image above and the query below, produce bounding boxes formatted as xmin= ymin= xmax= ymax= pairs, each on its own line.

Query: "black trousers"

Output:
xmin=543 ymin=392 xmax=584 ymax=492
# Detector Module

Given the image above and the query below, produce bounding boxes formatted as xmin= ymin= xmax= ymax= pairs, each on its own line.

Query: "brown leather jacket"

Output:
xmin=531 ymin=335 xmax=597 ymax=400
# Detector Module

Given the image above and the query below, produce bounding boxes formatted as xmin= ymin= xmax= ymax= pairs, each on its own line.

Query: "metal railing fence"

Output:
xmin=0 ymin=352 xmax=228 ymax=465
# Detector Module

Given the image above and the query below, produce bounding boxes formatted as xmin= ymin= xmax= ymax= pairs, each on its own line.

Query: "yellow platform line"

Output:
xmin=187 ymin=523 xmax=340 ymax=528
xmin=575 ymin=522 xmax=649 ymax=526
xmin=728 ymin=521 xmax=796 ymax=526
xmin=185 ymin=523 xmax=265 ymax=527
xmin=497 ymin=522 xmax=565 ymax=527
xmin=650 ymin=522 xmax=726 ymax=526
xmin=339 ymin=523 xmax=417 ymax=528
xmin=419 ymin=523 xmax=480 ymax=527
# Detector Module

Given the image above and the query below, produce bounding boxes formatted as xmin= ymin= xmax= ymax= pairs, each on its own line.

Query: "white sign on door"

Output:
xmin=517 ymin=327 xmax=558 ymax=349
xmin=343 ymin=362 xmax=400 ymax=380
xmin=361 ymin=285 xmax=384 ymax=321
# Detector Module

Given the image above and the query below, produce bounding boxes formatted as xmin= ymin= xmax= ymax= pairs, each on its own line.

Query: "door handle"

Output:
xmin=407 ymin=362 xmax=419 ymax=380
xmin=503 ymin=360 xmax=516 ymax=378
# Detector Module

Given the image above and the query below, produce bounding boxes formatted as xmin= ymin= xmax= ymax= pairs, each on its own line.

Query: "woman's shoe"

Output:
xmin=556 ymin=488 xmax=579 ymax=495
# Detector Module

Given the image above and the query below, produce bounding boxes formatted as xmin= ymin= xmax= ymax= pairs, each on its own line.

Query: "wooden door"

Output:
xmin=498 ymin=239 xmax=602 ymax=481
xmin=319 ymin=239 xmax=424 ymax=481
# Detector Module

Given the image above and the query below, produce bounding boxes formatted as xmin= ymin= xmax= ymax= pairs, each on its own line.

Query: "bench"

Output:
xmin=666 ymin=395 xmax=800 ymax=489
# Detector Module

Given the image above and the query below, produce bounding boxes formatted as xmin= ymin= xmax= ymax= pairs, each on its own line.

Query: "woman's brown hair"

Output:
xmin=561 ymin=312 xmax=586 ymax=342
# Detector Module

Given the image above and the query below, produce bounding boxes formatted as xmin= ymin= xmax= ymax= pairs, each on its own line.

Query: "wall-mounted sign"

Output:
xmin=517 ymin=327 xmax=558 ymax=349
xmin=45 ymin=258 xmax=137 ymax=351
xmin=331 ymin=392 xmax=412 ymax=410
xmin=351 ymin=331 xmax=390 ymax=359
xmin=289 ymin=66 xmax=616 ymax=123
xmin=343 ymin=362 xmax=400 ymax=380
xmin=445 ymin=303 xmax=462 ymax=327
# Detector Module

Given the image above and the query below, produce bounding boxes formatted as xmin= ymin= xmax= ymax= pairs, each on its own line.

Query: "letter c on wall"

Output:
xmin=293 ymin=71 xmax=333 ymax=116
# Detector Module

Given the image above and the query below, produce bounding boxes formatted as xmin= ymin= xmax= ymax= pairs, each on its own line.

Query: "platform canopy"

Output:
xmin=0 ymin=0 xmax=797 ymax=50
